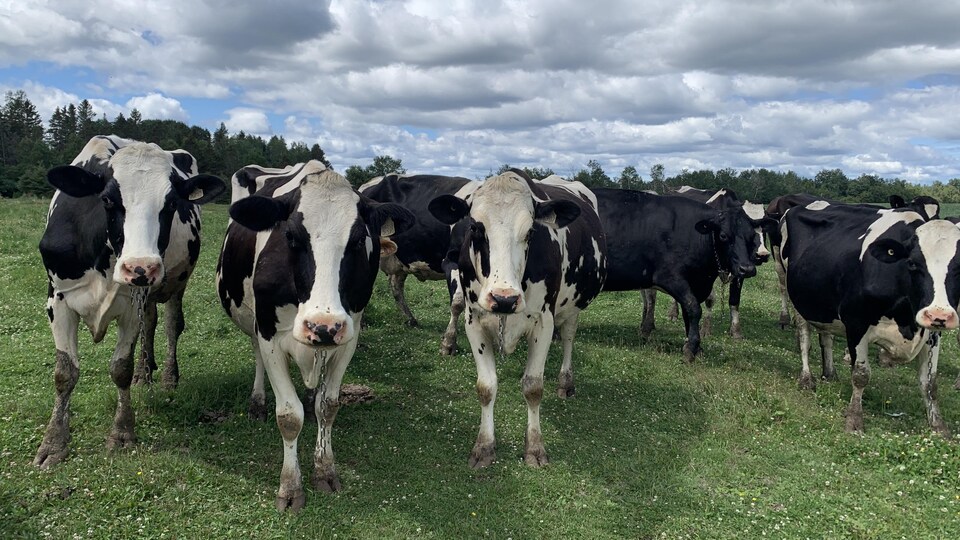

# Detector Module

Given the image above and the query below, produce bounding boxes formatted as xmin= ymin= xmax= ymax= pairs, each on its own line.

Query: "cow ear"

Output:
xmin=867 ymin=238 xmax=910 ymax=263
xmin=47 ymin=166 xmax=106 ymax=198
xmin=695 ymin=218 xmax=719 ymax=234
xmin=176 ymin=174 xmax=226 ymax=205
xmin=889 ymin=195 xmax=906 ymax=209
xmin=229 ymin=195 xmax=291 ymax=231
xmin=366 ymin=202 xmax=415 ymax=237
xmin=379 ymin=238 xmax=398 ymax=257
xmin=535 ymin=199 xmax=580 ymax=228
xmin=429 ymin=194 xmax=470 ymax=225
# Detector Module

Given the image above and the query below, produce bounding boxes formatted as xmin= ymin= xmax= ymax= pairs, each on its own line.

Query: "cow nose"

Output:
xmin=304 ymin=320 xmax=342 ymax=345
xmin=737 ymin=264 xmax=757 ymax=278
xmin=490 ymin=293 xmax=520 ymax=313
xmin=121 ymin=259 xmax=161 ymax=286
xmin=920 ymin=308 xmax=957 ymax=329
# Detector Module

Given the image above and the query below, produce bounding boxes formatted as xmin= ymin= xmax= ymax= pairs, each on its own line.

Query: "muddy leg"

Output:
xmin=523 ymin=314 xmax=553 ymax=467
xmin=107 ymin=312 xmax=140 ymax=450
xmin=260 ymin=339 xmax=305 ymax=512
xmin=917 ymin=333 xmax=949 ymax=437
xmin=161 ymin=290 xmax=185 ymax=389
xmin=34 ymin=288 xmax=80 ymax=468
xmin=844 ymin=340 xmax=871 ymax=434
xmin=639 ymin=289 xmax=656 ymax=338
xmin=312 ymin=336 xmax=356 ymax=493
xmin=796 ymin=314 xmax=815 ymax=390
xmin=556 ymin=313 xmax=580 ymax=399
xmin=465 ymin=312 xmax=497 ymax=468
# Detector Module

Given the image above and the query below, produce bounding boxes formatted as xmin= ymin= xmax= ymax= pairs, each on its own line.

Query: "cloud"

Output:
xmin=223 ymin=108 xmax=272 ymax=137
xmin=125 ymin=93 xmax=189 ymax=121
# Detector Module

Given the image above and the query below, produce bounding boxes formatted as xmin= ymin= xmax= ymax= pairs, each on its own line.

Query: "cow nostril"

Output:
xmin=134 ymin=266 xmax=146 ymax=276
xmin=491 ymin=294 xmax=520 ymax=313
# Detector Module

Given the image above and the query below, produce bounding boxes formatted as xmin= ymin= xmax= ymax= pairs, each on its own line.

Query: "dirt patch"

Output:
xmin=339 ymin=384 xmax=375 ymax=405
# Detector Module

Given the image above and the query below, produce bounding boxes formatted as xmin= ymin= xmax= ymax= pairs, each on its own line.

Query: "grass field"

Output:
xmin=2 ymin=197 xmax=959 ymax=539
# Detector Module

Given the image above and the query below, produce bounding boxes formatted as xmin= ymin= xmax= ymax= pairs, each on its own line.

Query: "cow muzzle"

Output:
xmin=917 ymin=306 xmax=959 ymax=330
xmin=117 ymin=257 xmax=163 ymax=287
xmin=486 ymin=287 xmax=523 ymax=314
xmin=735 ymin=263 xmax=757 ymax=278
xmin=300 ymin=315 xmax=351 ymax=346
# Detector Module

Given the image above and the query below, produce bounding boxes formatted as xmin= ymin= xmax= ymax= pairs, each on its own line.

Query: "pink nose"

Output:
xmin=120 ymin=259 xmax=162 ymax=286
xmin=487 ymin=288 xmax=522 ymax=314
xmin=920 ymin=307 xmax=957 ymax=329
xmin=303 ymin=316 xmax=349 ymax=345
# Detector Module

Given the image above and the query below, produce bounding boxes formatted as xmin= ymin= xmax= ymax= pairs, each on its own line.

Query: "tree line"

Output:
xmin=2 ymin=90 xmax=959 ymax=204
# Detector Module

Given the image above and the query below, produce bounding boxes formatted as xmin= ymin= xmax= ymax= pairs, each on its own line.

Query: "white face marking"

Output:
xmin=925 ymin=204 xmax=939 ymax=220
xmin=742 ymin=201 xmax=764 ymax=221
xmin=805 ymin=200 xmax=831 ymax=211
xmin=705 ymin=189 xmax=726 ymax=204
xmin=858 ymin=211 xmax=923 ymax=261
xmin=915 ymin=220 xmax=960 ymax=328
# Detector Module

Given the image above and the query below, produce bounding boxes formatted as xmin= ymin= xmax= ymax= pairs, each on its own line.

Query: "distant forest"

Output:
xmin=2 ymin=89 xmax=959 ymax=204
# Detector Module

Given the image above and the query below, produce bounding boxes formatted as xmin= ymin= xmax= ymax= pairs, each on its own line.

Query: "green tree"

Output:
xmin=0 ymin=90 xmax=44 ymax=166
xmin=618 ymin=165 xmax=642 ymax=190
xmin=649 ymin=163 xmax=665 ymax=194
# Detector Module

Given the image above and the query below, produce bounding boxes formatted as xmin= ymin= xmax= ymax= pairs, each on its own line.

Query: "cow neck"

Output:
xmin=712 ymin=234 xmax=731 ymax=281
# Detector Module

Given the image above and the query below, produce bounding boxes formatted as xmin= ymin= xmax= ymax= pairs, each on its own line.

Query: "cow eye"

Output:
xmin=101 ymin=196 xmax=114 ymax=209
xmin=719 ymin=232 xmax=729 ymax=242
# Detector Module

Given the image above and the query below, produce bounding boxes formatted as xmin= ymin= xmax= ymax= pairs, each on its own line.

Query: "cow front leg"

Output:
xmin=701 ymin=289 xmax=715 ymax=339
xmin=819 ymin=333 xmax=837 ymax=382
xmin=844 ymin=340 xmax=871 ymax=434
xmin=312 ymin=340 xmax=356 ymax=493
xmin=678 ymin=294 xmax=703 ymax=363
xmin=440 ymin=269 xmax=464 ymax=356
xmin=728 ymin=277 xmax=744 ymax=339
xmin=389 ymin=272 xmax=418 ymax=327
xmin=523 ymin=314 xmax=553 ymax=467
xmin=35 ymin=291 xmax=80 ymax=468
xmin=917 ymin=334 xmax=949 ymax=437
xmin=161 ymin=289 xmax=185 ymax=389
xmin=639 ymin=289 xmax=656 ymax=338
xmin=260 ymin=341 xmax=305 ymax=512
xmin=466 ymin=313 xmax=498 ymax=468
xmin=132 ymin=299 xmax=158 ymax=385
xmin=773 ymin=245 xmax=791 ymax=328
xmin=107 ymin=314 xmax=140 ymax=450
xmin=667 ymin=299 xmax=679 ymax=322
xmin=556 ymin=313 xmax=580 ymax=399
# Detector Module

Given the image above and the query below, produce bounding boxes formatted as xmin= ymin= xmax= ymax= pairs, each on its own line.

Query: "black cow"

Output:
xmin=35 ymin=135 xmax=224 ymax=468
xmin=781 ymin=204 xmax=958 ymax=434
xmin=217 ymin=161 xmax=414 ymax=511
xmin=654 ymin=186 xmax=773 ymax=338
xmin=429 ymin=171 xmax=606 ymax=468
xmin=359 ymin=173 xmax=471 ymax=354
xmin=595 ymin=188 xmax=762 ymax=362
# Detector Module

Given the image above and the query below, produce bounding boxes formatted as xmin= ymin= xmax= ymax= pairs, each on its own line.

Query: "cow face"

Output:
xmin=47 ymin=143 xmax=224 ymax=287
xmin=429 ymin=173 xmax=580 ymax=315
xmin=742 ymin=201 xmax=773 ymax=263
xmin=230 ymin=171 xmax=414 ymax=347
xmin=694 ymin=205 xmax=758 ymax=278
xmin=867 ymin=220 xmax=960 ymax=330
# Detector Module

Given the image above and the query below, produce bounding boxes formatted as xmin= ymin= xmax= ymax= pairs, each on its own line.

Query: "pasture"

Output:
xmin=1 ymin=197 xmax=959 ymax=539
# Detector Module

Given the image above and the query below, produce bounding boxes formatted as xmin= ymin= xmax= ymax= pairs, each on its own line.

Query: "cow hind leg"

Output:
xmin=819 ymin=333 xmax=837 ymax=382
xmin=639 ymin=289 xmax=656 ymax=338
xmin=161 ymin=290 xmax=185 ymax=389
xmin=247 ymin=335 xmax=268 ymax=421
xmin=107 ymin=314 xmax=140 ymax=450
xmin=556 ymin=313 xmax=580 ymax=399
xmin=917 ymin=335 xmax=949 ymax=437
xmin=34 ymin=294 xmax=80 ymax=468
xmin=667 ymin=299 xmax=679 ymax=322
xmin=389 ymin=272 xmax=418 ymax=327
xmin=773 ymin=245 xmax=791 ymax=329
xmin=844 ymin=340 xmax=871 ymax=434
xmin=700 ymin=290 xmax=715 ymax=339
xmin=440 ymin=271 xmax=464 ymax=356
xmin=132 ymin=299 xmax=158 ymax=385
xmin=523 ymin=315 xmax=553 ymax=467
xmin=796 ymin=315 xmax=816 ymax=390
xmin=678 ymin=293 xmax=703 ymax=363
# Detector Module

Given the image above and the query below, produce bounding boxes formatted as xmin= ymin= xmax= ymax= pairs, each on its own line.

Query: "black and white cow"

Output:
xmin=35 ymin=135 xmax=225 ymax=468
xmin=767 ymin=193 xmax=940 ymax=328
xmin=780 ymin=203 xmax=959 ymax=435
xmin=656 ymin=185 xmax=773 ymax=338
xmin=217 ymin=161 xmax=414 ymax=511
xmin=359 ymin=173 xmax=471 ymax=353
xmin=429 ymin=170 xmax=606 ymax=468
xmin=595 ymin=188 xmax=763 ymax=362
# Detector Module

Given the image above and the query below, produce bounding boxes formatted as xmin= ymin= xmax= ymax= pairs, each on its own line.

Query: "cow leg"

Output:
xmin=466 ymin=314 xmax=498 ymax=468
xmin=260 ymin=342 xmax=305 ymax=512
xmin=917 ymin=334 xmax=949 ymax=437
xmin=877 ymin=347 xmax=895 ymax=368
xmin=844 ymin=339 xmax=872 ymax=434
xmin=796 ymin=315 xmax=816 ymax=390
xmin=132 ymin=299 xmax=158 ymax=385
xmin=667 ymin=299 xmax=679 ymax=322
xmin=700 ymin=289 xmax=715 ymax=339
xmin=773 ymin=245 xmax=791 ymax=328
xmin=639 ymin=289 xmax=656 ymax=338
xmin=440 ymin=267 xmax=464 ymax=356
xmin=34 ymin=290 xmax=80 ymax=468
xmin=728 ymin=277 xmax=744 ymax=340
xmin=678 ymin=293 xmax=703 ymax=363
xmin=523 ymin=314 xmax=553 ymax=467
xmin=247 ymin=335 xmax=268 ymax=421
xmin=556 ymin=313 xmax=579 ymax=399
xmin=312 ymin=340 xmax=356 ymax=493
xmin=107 ymin=312 xmax=140 ymax=450
xmin=955 ymin=333 xmax=960 ymax=391
xmin=160 ymin=289 xmax=185 ymax=389
xmin=388 ymin=272 xmax=418 ymax=327
xmin=819 ymin=333 xmax=837 ymax=381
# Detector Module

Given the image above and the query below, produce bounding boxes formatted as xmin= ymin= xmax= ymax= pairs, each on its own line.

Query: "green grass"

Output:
xmin=2 ymin=197 xmax=959 ymax=539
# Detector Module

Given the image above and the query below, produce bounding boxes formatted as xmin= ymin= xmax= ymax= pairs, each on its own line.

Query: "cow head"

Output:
xmin=866 ymin=219 xmax=960 ymax=330
xmin=230 ymin=169 xmax=414 ymax=347
xmin=694 ymin=204 xmax=762 ymax=278
xmin=429 ymin=171 xmax=580 ymax=315
xmin=890 ymin=194 xmax=940 ymax=221
xmin=47 ymin=143 xmax=225 ymax=287
xmin=742 ymin=201 xmax=775 ymax=264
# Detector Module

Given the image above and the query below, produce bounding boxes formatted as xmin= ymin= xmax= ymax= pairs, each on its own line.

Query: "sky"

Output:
xmin=2 ymin=0 xmax=960 ymax=184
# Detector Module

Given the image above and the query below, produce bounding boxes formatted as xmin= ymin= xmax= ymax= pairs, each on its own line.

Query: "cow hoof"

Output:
xmin=844 ymin=413 xmax=864 ymax=435
xmin=557 ymin=386 xmax=576 ymax=399
xmin=106 ymin=431 xmax=137 ymax=451
xmin=778 ymin=313 xmax=791 ymax=329
xmin=931 ymin=422 xmax=951 ymax=439
xmin=275 ymin=491 xmax=306 ymax=513
xmin=311 ymin=468 xmax=342 ymax=493
xmin=798 ymin=374 xmax=817 ymax=391
xmin=729 ymin=329 xmax=744 ymax=340
xmin=682 ymin=345 xmax=696 ymax=364
xmin=523 ymin=448 xmax=549 ymax=468
xmin=440 ymin=342 xmax=458 ymax=356
xmin=160 ymin=374 xmax=178 ymax=390
xmin=639 ymin=324 xmax=654 ymax=339
xmin=405 ymin=318 xmax=420 ymax=328
xmin=33 ymin=441 xmax=69 ymax=469
xmin=247 ymin=397 xmax=268 ymax=422
xmin=132 ymin=369 xmax=152 ymax=386
xmin=468 ymin=442 xmax=496 ymax=469
xmin=821 ymin=371 xmax=838 ymax=383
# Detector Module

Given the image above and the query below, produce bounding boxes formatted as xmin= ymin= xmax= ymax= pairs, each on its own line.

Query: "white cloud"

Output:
xmin=125 ymin=93 xmax=189 ymax=121
xmin=223 ymin=108 xmax=272 ymax=137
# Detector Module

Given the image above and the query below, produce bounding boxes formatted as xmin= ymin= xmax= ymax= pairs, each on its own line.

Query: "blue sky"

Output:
xmin=2 ymin=0 xmax=960 ymax=183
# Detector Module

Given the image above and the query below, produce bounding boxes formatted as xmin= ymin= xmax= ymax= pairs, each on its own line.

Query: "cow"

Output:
xmin=767 ymin=194 xmax=940 ymax=328
xmin=34 ymin=135 xmax=225 ymax=468
xmin=428 ymin=170 xmax=606 ymax=468
xmin=216 ymin=161 xmax=414 ymax=511
xmin=595 ymin=188 xmax=763 ymax=362
xmin=654 ymin=185 xmax=773 ymax=339
xmin=358 ymin=173 xmax=471 ymax=354
xmin=780 ymin=203 xmax=959 ymax=435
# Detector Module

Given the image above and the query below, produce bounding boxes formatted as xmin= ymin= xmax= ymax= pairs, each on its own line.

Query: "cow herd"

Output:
xmin=33 ymin=136 xmax=960 ymax=512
